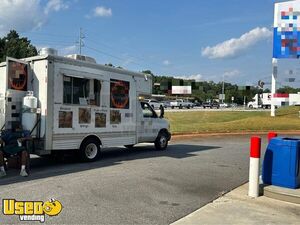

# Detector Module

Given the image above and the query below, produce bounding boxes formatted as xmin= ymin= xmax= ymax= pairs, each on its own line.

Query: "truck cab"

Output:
xmin=137 ymin=101 xmax=171 ymax=150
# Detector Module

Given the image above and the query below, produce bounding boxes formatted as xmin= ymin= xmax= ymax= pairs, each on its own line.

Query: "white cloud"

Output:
xmin=0 ymin=0 xmax=70 ymax=36
xmin=93 ymin=6 xmax=112 ymax=17
xmin=163 ymin=60 xmax=171 ymax=66
xmin=60 ymin=45 xmax=77 ymax=55
xmin=201 ymin=27 xmax=272 ymax=59
xmin=223 ymin=69 xmax=240 ymax=78
xmin=175 ymin=74 xmax=203 ymax=81
xmin=44 ymin=0 xmax=69 ymax=14
xmin=0 ymin=0 xmax=44 ymax=36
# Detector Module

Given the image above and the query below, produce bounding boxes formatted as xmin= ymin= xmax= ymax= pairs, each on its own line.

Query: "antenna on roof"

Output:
xmin=77 ymin=28 xmax=85 ymax=55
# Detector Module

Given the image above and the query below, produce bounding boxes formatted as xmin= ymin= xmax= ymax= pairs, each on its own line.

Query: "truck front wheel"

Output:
xmin=79 ymin=138 xmax=101 ymax=162
xmin=155 ymin=132 xmax=169 ymax=150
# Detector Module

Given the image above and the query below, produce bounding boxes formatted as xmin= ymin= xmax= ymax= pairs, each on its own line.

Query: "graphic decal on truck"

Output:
xmin=110 ymin=110 xmax=121 ymax=124
xmin=95 ymin=112 xmax=106 ymax=128
xmin=7 ymin=60 xmax=28 ymax=91
xmin=79 ymin=108 xmax=91 ymax=124
xmin=110 ymin=79 xmax=130 ymax=109
xmin=59 ymin=111 xmax=73 ymax=128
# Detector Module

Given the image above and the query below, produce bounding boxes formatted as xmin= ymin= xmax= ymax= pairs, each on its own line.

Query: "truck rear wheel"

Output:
xmin=155 ymin=132 xmax=169 ymax=150
xmin=79 ymin=138 xmax=101 ymax=162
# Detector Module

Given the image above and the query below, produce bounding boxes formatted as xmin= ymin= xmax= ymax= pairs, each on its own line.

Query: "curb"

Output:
xmin=171 ymin=131 xmax=300 ymax=140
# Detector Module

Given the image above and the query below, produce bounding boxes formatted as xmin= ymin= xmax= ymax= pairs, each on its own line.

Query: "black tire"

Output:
xmin=187 ymin=105 xmax=190 ymax=109
xmin=79 ymin=138 xmax=101 ymax=162
xmin=124 ymin=145 xmax=134 ymax=149
xmin=171 ymin=106 xmax=174 ymax=109
xmin=155 ymin=132 xmax=169 ymax=150
xmin=249 ymin=105 xmax=253 ymax=109
xmin=179 ymin=105 xmax=182 ymax=109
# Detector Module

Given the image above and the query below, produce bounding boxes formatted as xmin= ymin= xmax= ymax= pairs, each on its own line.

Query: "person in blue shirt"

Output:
xmin=0 ymin=126 xmax=31 ymax=177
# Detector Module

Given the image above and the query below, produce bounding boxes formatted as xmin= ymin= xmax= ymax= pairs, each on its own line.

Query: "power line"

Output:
xmin=21 ymin=29 xmax=158 ymax=70
xmin=85 ymin=45 xmax=128 ymax=61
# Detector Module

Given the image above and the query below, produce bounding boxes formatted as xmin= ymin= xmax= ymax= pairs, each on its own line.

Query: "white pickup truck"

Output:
xmin=144 ymin=99 xmax=164 ymax=109
xmin=170 ymin=99 xmax=194 ymax=109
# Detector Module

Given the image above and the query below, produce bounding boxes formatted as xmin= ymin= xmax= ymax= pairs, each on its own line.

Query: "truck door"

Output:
xmin=137 ymin=101 xmax=160 ymax=143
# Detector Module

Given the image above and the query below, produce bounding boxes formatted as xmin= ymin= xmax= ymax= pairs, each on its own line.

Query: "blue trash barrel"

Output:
xmin=262 ymin=137 xmax=300 ymax=189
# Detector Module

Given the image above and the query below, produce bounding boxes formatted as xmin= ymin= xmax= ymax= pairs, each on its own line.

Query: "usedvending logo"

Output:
xmin=2 ymin=198 xmax=63 ymax=223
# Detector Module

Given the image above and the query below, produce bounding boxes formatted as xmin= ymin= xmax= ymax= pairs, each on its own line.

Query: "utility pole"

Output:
xmin=222 ymin=74 xmax=225 ymax=103
xmin=79 ymin=28 xmax=85 ymax=55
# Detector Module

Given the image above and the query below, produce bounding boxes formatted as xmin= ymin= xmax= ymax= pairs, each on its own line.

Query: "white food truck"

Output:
xmin=0 ymin=49 xmax=171 ymax=161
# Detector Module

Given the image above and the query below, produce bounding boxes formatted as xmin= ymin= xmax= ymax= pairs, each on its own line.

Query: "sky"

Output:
xmin=0 ymin=0 xmax=299 ymax=88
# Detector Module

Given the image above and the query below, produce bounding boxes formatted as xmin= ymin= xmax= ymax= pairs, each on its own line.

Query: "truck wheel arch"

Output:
xmin=79 ymin=135 xmax=102 ymax=162
xmin=155 ymin=129 xmax=170 ymax=150
xmin=80 ymin=135 xmax=102 ymax=150
xmin=156 ymin=129 xmax=170 ymax=140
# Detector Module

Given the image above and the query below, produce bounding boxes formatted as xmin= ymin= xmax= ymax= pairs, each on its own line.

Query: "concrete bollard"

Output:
xmin=267 ymin=132 xmax=277 ymax=143
xmin=248 ymin=136 xmax=261 ymax=198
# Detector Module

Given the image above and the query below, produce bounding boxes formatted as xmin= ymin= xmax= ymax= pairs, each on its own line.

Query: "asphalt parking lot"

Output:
xmin=0 ymin=135 xmax=269 ymax=224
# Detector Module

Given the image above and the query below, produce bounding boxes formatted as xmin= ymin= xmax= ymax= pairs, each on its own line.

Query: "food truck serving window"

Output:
xmin=63 ymin=75 xmax=101 ymax=106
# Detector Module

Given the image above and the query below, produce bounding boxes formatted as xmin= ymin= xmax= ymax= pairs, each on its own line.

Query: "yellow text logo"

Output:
xmin=2 ymin=199 xmax=63 ymax=223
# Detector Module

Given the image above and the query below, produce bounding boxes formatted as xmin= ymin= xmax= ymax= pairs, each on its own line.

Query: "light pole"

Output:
xmin=222 ymin=74 xmax=225 ymax=103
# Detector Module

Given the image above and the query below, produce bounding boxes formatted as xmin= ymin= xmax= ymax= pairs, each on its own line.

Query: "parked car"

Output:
xmin=162 ymin=101 xmax=171 ymax=108
xmin=202 ymin=102 xmax=220 ymax=109
xmin=170 ymin=99 xmax=194 ymax=109
xmin=202 ymin=102 xmax=211 ymax=109
xmin=211 ymin=102 xmax=220 ymax=108
xmin=230 ymin=103 xmax=238 ymax=108
xmin=144 ymin=99 xmax=164 ymax=109
xmin=219 ymin=102 xmax=229 ymax=108
xmin=193 ymin=101 xmax=202 ymax=107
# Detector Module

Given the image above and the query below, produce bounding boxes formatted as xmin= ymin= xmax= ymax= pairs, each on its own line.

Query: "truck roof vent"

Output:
xmin=39 ymin=48 xmax=58 ymax=56
xmin=65 ymin=54 xmax=96 ymax=63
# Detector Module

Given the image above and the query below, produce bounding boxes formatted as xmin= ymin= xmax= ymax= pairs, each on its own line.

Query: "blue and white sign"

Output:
xmin=273 ymin=1 xmax=300 ymax=58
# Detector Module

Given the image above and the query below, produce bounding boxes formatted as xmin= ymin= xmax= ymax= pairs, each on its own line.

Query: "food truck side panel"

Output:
xmin=50 ymin=59 xmax=139 ymax=150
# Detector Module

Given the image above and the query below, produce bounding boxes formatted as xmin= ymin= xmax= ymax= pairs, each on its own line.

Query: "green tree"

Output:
xmin=277 ymin=86 xmax=300 ymax=94
xmin=0 ymin=30 xmax=37 ymax=62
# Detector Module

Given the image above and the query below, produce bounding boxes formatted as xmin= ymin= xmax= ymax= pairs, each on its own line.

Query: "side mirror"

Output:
xmin=159 ymin=105 xmax=164 ymax=118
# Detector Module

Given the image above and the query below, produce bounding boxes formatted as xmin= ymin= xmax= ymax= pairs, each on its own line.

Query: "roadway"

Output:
xmin=0 ymin=135 xmax=269 ymax=224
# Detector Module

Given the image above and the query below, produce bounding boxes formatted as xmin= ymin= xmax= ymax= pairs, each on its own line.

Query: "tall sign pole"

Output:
xmin=271 ymin=58 xmax=277 ymax=117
